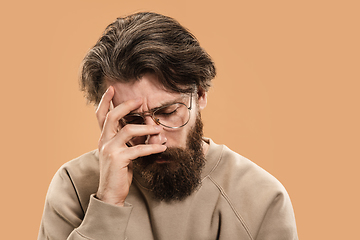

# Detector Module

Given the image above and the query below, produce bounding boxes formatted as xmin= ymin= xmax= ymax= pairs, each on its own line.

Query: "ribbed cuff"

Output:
xmin=76 ymin=194 xmax=133 ymax=240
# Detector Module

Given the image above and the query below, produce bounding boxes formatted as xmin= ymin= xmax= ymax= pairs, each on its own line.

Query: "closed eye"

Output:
xmin=156 ymin=106 xmax=179 ymax=116
xmin=158 ymin=109 xmax=177 ymax=115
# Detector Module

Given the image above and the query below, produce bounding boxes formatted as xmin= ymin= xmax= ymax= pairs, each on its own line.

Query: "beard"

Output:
xmin=133 ymin=114 xmax=206 ymax=202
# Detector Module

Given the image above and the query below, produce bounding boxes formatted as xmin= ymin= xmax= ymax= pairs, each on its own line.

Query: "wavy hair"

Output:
xmin=80 ymin=12 xmax=216 ymax=105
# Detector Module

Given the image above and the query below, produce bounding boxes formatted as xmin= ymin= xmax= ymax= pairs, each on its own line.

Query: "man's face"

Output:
xmin=110 ymin=73 xmax=208 ymax=201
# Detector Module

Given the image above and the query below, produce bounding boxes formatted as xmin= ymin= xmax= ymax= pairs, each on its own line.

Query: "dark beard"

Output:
xmin=133 ymin=115 xmax=206 ymax=202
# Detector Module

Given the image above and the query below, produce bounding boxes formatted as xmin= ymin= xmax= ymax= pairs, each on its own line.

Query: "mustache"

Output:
xmin=139 ymin=147 xmax=188 ymax=164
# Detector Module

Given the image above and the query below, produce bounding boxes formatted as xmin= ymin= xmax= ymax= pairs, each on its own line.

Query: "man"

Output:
xmin=39 ymin=12 xmax=298 ymax=240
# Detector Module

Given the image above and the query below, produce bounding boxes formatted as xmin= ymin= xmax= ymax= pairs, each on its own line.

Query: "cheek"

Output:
xmin=163 ymin=109 xmax=198 ymax=148
xmin=164 ymin=128 xmax=189 ymax=148
xmin=164 ymin=119 xmax=195 ymax=148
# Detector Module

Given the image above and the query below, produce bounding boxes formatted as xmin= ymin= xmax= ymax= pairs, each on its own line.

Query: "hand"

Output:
xmin=95 ymin=86 xmax=166 ymax=206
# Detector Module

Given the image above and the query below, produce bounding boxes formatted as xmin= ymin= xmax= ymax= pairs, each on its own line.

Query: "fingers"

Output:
xmin=115 ymin=124 xmax=163 ymax=146
xmin=101 ymin=142 xmax=166 ymax=163
xmin=96 ymin=86 xmax=115 ymax=130
xmin=96 ymin=85 xmax=166 ymax=157
xmin=95 ymin=87 xmax=167 ymax=207
xmin=122 ymin=144 xmax=167 ymax=161
xmin=99 ymin=124 xmax=164 ymax=155
xmin=100 ymin=98 xmax=143 ymax=143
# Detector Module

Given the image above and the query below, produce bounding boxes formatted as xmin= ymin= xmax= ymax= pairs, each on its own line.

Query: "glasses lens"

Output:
xmin=154 ymin=103 xmax=190 ymax=128
xmin=122 ymin=115 xmax=144 ymax=125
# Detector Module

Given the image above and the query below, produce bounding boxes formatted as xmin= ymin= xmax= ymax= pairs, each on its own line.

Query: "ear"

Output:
xmin=197 ymin=87 xmax=207 ymax=111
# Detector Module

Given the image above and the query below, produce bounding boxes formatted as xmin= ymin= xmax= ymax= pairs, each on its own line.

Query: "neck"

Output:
xmin=202 ymin=138 xmax=210 ymax=156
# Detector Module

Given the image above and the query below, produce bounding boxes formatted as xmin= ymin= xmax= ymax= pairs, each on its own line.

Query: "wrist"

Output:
xmin=95 ymin=192 xmax=125 ymax=207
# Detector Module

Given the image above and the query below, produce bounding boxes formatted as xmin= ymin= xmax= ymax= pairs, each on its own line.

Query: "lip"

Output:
xmin=155 ymin=159 xmax=170 ymax=164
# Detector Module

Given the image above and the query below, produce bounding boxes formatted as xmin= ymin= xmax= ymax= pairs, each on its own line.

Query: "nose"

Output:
xmin=144 ymin=116 xmax=167 ymax=145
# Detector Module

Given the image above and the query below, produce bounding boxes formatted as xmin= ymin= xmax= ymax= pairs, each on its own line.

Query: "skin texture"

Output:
xmin=95 ymin=73 xmax=207 ymax=206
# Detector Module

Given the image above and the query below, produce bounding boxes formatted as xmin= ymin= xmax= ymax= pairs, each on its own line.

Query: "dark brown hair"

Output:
xmin=80 ymin=12 xmax=216 ymax=105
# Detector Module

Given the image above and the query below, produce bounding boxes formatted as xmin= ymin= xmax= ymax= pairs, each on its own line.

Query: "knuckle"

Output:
xmin=99 ymin=145 xmax=117 ymax=161
xmin=105 ymin=111 xmax=114 ymax=121
xmin=121 ymin=125 xmax=131 ymax=134
xmin=124 ymin=100 xmax=133 ymax=108
xmin=134 ymin=145 xmax=144 ymax=151
xmin=120 ymin=124 xmax=135 ymax=136
xmin=98 ymin=136 xmax=108 ymax=150
xmin=100 ymin=142 xmax=111 ymax=154
xmin=106 ymin=110 xmax=121 ymax=124
xmin=134 ymin=144 xmax=150 ymax=153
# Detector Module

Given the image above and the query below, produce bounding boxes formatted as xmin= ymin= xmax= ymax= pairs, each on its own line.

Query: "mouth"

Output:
xmin=155 ymin=159 xmax=171 ymax=164
xmin=138 ymin=151 xmax=174 ymax=165
xmin=154 ymin=156 xmax=171 ymax=164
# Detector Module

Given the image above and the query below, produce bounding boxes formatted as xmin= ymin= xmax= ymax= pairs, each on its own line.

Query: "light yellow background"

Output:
xmin=1 ymin=0 xmax=359 ymax=239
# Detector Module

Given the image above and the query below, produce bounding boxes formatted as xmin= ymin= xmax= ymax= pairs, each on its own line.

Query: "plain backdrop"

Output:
xmin=1 ymin=0 xmax=359 ymax=239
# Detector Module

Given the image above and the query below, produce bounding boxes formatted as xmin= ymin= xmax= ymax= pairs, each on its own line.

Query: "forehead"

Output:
xmin=109 ymin=73 xmax=185 ymax=108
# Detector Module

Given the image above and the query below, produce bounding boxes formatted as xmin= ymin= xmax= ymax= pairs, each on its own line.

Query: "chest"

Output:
xmin=125 ymin=181 xmax=221 ymax=240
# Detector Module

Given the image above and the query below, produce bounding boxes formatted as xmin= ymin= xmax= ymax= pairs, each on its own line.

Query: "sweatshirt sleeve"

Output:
xmin=38 ymin=165 xmax=133 ymax=240
xmin=255 ymin=189 xmax=298 ymax=240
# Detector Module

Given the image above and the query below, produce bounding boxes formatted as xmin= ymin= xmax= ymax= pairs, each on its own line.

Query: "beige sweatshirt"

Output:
xmin=38 ymin=139 xmax=298 ymax=240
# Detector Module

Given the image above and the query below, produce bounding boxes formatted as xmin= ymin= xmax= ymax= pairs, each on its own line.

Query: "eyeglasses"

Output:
xmin=121 ymin=93 xmax=193 ymax=129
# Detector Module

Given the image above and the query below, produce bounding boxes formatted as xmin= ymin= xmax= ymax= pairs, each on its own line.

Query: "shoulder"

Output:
xmin=47 ymin=150 xmax=100 ymax=213
xmin=206 ymin=141 xmax=296 ymax=238
xmin=60 ymin=150 xmax=100 ymax=180
xmin=206 ymin=141 xmax=284 ymax=195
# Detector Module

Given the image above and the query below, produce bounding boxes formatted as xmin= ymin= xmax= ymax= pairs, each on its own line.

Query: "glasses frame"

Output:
xmin=121 ymin=92 xmax=193 ymax=129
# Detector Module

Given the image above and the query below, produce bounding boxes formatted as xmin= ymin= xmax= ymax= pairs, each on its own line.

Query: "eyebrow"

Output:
xmin=128 ymin=95 xmax=187 ymax=115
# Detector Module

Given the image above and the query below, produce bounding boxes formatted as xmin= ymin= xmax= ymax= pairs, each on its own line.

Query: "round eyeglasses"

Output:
xmin=121 ymin=93 xmax=193 ymax=129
